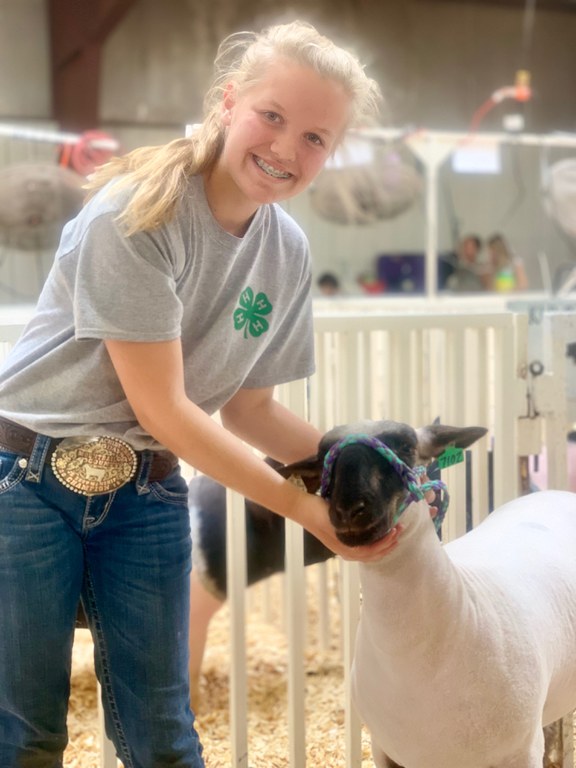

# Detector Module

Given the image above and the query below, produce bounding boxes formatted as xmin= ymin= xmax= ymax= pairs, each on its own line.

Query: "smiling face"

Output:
xmin=205 ymin=58 xmax=351 ymax=232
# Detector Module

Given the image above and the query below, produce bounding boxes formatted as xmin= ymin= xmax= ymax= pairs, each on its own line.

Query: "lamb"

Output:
xmin=283 ymin=418 xmax=576 ymax=768
xmin=187 ymin=462 xmax=333 ymax=711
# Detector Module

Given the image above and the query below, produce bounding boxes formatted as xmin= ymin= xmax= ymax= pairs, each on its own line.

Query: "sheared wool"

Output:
xmin=353 ymin=491 xmax=576 ymax=768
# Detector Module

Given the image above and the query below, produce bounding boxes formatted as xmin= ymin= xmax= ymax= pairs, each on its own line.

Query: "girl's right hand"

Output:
xmin=294 ymin=492 xmax=402 ymax=563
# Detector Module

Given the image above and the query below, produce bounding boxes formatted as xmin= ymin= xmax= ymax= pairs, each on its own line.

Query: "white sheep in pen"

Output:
xmin=284 ymin=419 xmax=576 ymax=768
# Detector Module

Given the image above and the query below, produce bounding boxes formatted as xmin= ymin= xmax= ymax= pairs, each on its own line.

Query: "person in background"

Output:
xmin=486 ymin=232 xmax=529 ymax=292
xmin=0 ymin=20 xmax=399 ymax=768
xmin=444 ymin=233 xmax=490 ymax=292
xmin=316 ymin=271 xmax=342 ymax=296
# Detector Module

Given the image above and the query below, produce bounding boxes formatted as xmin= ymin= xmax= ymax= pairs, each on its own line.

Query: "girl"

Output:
xmin=486 ymin=232 xmax=529 ymax=292
xmin=0 ymin=20 xmax=396 ymax=768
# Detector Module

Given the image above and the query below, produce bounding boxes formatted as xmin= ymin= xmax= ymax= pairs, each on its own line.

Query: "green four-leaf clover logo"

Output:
xmin=234 ymin=287 xmax=273 ymax=338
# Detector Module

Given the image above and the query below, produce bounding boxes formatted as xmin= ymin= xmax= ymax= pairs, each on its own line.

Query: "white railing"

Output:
xmin=226 ymin=306 xmax=574 ymax=768
xmin=0 ymin=302 xmax=574 ymax=768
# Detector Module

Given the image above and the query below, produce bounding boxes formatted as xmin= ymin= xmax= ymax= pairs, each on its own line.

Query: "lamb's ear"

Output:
xmin=274 ymin=456 xmax=323 ymax=495
xmin=416 ymin=425 xmax=488 ymax=462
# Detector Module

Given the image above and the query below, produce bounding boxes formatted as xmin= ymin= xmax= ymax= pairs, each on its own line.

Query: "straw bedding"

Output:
xmin=64 ymin=564 xmax=575 ymax=767
xmin=65 ymin=564 xmax=375 ymax=767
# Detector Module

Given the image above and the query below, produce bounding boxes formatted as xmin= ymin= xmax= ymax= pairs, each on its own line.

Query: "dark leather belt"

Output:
xmin=0 ymin=416 xmax=178 ymax=485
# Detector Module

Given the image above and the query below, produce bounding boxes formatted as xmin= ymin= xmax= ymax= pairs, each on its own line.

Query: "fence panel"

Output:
xmin=1 ymin=304 xmax=574 ymax=768
xmin=228 ymin=307 xmax=572 ymax=768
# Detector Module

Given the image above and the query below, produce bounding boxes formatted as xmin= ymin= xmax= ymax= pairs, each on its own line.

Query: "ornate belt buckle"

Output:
xmin=51 ymin=436 xmax=138 ymax=496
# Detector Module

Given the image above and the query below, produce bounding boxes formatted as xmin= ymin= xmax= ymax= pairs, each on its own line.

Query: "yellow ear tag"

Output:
xmin=437 ymin=446 xmax=464 ymax=470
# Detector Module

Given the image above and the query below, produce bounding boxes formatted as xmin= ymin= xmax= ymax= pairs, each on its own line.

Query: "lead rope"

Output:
xmin=319 ymin=434 xmax=449 ymax=535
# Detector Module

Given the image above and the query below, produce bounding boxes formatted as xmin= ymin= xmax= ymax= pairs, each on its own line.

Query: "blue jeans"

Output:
xmin=0 ymin=434 xmax=205 ymax=768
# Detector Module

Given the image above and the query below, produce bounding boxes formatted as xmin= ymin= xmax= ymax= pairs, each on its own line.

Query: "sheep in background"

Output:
xmin=188 ymin=462 xmax=333 ymax=711
xmin=284 ymin=419 xmax=576 ymax=768
xmin=188 ymin=441 xmax=441 ymax=711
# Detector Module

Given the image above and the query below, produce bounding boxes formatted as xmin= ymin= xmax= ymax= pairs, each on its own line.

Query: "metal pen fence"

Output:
xmin=0 ymin=304 xmax=573 ymax=767
xmin=226 ymin=306 xmax=574 ymax=768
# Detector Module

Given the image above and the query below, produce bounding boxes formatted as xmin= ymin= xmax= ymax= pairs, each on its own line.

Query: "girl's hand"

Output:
xmin=295 ymin=493 xmax=403 ymax=563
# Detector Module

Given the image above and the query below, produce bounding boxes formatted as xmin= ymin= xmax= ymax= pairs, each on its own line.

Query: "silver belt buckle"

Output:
xmin=51 ymin=436 xmax=138 ymax=496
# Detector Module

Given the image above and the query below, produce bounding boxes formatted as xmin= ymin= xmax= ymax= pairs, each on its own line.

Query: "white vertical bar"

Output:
xmin=341 ymin=560 xmax=362 ymax=768
xmin=314 ymin=330 xmax=339 ymax=430
xmin=389 ymin=328 xmax=412 ymax=423
xmin=286 ymin=517 xmax=306 ymax=768
xmin=226 ymin=488 xmax=249 ymax=768
xmin=492 ymin=316 xmax=521 ymax=506
xmin=310 ymin=331 xmax=329 ymax=432
xmin=410 ymin=328 xmax=424 ymax=426
xmin=443 ymin=327 xmax=460 ymax=424
xmin=281 ymin=379 xmax=309 ymax=768
xmin=468 ymin=328 xmax=490 ymax=526
xmin=315 ymin=562 xmax=331 ymax=651
xmin=360 ymin=330 xmax=373 ymax=419
xmin=542 ymin=315 xmax=570 ymax=490
xmin=427 ymin=328 xmax=446 ymax=423
xmin=369 ymin=329 xmax=387 ymax=419
xmin=334 ymin=332 xmax=357 ymax=424
xmin=442 ymin=326 xmax=468 ymax=542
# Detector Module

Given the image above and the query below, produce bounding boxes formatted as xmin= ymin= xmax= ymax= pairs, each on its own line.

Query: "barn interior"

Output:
xmin=1 ymin=2 xmax=576 ymax=767
xmin=1 ymin=0 xmax=576 ymax=301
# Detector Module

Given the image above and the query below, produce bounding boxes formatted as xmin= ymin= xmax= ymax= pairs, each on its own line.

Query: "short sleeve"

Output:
xmin=58 ymin=212 xmax=184 ymax=342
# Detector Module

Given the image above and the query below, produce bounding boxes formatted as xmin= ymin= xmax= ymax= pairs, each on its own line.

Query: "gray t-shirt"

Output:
xmin=0 ymin=175 xmax=315 ymax=450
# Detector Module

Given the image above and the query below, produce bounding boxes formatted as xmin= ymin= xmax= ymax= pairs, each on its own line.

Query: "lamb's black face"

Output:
xmin=299 ymin=419 xmax=487 ymax=548
xmin=325 ymin=443 xmax=408 ymax=546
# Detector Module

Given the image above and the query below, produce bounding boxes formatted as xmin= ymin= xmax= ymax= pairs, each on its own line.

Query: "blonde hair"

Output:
xmin=84 ymin=20 xmax=381 ymax=235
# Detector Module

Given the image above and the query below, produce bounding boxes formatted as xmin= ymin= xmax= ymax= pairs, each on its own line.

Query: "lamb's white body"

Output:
xmin=352 ymin=489 xmax=576 ymax=768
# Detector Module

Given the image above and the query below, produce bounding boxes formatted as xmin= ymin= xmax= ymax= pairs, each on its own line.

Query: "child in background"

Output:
xmin=487 ymin=232 xmax=529 ymax=292
xmin=316 ymin=271 xmax=342 ymax=296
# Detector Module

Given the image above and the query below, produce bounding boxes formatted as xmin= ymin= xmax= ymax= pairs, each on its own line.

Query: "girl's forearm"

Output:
xmin=222 ymin=396 xmax=321 ymax=464
xmin=140 ymin=398 xmax=306 ymax=519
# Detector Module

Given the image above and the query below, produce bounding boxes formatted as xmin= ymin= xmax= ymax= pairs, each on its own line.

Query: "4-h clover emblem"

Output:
xmin=234 ymin=287 xmax=273 ymax=338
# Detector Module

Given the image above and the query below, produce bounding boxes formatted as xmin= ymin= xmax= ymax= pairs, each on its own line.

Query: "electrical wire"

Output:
xmin=468 ymin=74 xmax=532 ymax=134
xmin=468 ymin=0 xmax=536 ymax=135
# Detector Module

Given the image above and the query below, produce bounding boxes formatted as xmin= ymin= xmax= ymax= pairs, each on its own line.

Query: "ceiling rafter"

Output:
xmin=48 ymin=0 xmax=139 ymax=132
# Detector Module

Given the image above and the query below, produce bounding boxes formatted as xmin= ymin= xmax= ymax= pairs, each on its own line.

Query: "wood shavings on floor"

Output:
xmin=193 ymin=565 xmax=375 ymax=768
xmin=65 ymin=563 xmax=376 ymax=767
xmin=65 ymin=563 xmax=575 ymax=767
xmin=65 ymin=629 xmax=101 ymax=768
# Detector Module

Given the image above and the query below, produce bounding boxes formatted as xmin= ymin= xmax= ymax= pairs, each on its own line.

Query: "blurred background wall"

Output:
xmin=0 ymin=0 xmax=575 ymax=301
